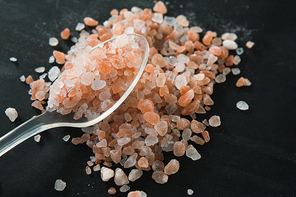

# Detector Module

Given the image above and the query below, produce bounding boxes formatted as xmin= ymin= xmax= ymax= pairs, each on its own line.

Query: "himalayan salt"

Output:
xmin=145 ymin=135 xmax=159 ymax=146
xmin=124 ymin=153 xmax=138 ymax=168
xmin=108 ymin=187 xmax=116 ymax=195
xmin=60 ymin=28 xmax=70 ymax=39
xmin=154 ymin=121 xmax=168 ymax=136
xmin=223 ymin=67 xmax=231 ymax=75
xmin=128 ymin=169 xmax=143 ymax=182
xmin=119 ymin=185 xmax=130 ymax=193
xmin=178 ymin=89 xmax=194 ymax=107
xmin=35 ymin=67 xmax=45 ymax=73
xmin=34 ymin=134 xmax=41 ymax=142
xmin=175 ymin=75 xmax=187 ymax=90
xmin=139 ymin=146 xmax=152 ymax=156
xmin=87 ymin=160 xmax=94 ymax=167
xmin=177 ymin=118 xmax=190 ymax=130
xmin=221 ymin=32 xmax=237 ymax=41
xmin=152 ymin=171 xmax=168 ymax=184
xmin=164 ymin=159 xmax=180 ymax=175
xmin=20 ymin=75 xmax=26 ymax=82
xmin=53 ymin=50 xmax=65 ymax=64
xmin=54 ymin=179 xmax=66 ymax=191
xmin=138 ymin=157 xmax=149 ymax=168
xmin=236 ymin=101 xmax=249 ymax=110
xmin=86 ymin=166 xmax=92 ymax=175
xmin=202 ymin=131 xmax=210 ymax=142
xmin=9 ymin=57 xmax=17 ymax=62
xmin=152 ymin=160 xmax=164 ymax=171
xmin=173 ymin=141 xmax=186 ymax=157
xmin=153 ymin=1 xmax=167 ymax=14
xmin=101 ymin=167 xmax=114 ymax=181
xmin=190 ymin=135 xmax=205 ymax=145
xmin=182 ymin=128 xmax=192 ymax=141
xmin=26 ymin=75 xmax=34 ymax=84
xmin=215 ymin=74 xmax=226 ymax=83
xmin=246 ymin=41 xmax=255 ymax=48
xmin=49 ymin=56 xmax=55 ymax=63
xmin=187 ymin=189 xmax=194 ymax=195
xmin=191 ymin=120 xmax=206 ymax=134
xmin=48 ymin=66 xmax=60 ymax=81
xmin=176 ymin=15 xmax=189 ymax=27
xmin=203 ymin=94 xmax=214 ymax=105
xmin=231 ymin=68 xmax=241 ymax=75
xmin=32 ymin=100 xmax=44 ymax=110
xmin=186 ymin=145 xmax=201 ymax=161
xmin=236 ymin=47 xmax=244 ymax=55
xmin=236 ymin=77 xmax=245 ymax=87
xmin=75 ymin=22 xmax=85 ymax=31
xmin=5 ymin=107 xmax=18 ymax=122
xmin=93 ymin=164 xmax=101 ymax=171
xmin=223 ymin=40 xmax=238 ymax=50
xmin=209 ymin=115 xmax=221 ymax=127
xmin=62 ymin=135 xmax=70 ymax=142
xmin=233 ymin=55 xmax=241 ymax=65
xmin=152 ymin=13 xmax=163 ymax=24
xmin=84 ymin=17 xmax=98 ymax=26
xmin=114 ymin=168 xmax=129 ymax=186
xmin=96 ymin=139 xmax=107 ymax=148
xmin=49 ymin=37 xmax=59 ymax=46
xmin=127 ymin=191 xmax=142 ymax=197
xmin=91 ymin=80 xmax=106 ymax=90
xmin=143 ymin=112 xmax=160 ymax=125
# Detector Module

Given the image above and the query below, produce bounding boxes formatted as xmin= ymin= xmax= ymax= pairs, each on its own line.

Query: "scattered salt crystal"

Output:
xmin=221 ymin=32 xmax=237 ymax=41
xmin=187 ymin=189 xmax=194 ymax=195
xmin=164 ymin=16 xmax=176 ymax=26
xmin=93 ymin=164 xmax=101 ymax=171
xmin=223 ymin=40 xmax=238 ymax=50
xmin=108 ymin=187 xmax=117 ymax=195
xmin=49 ymin=56 xmax=55 ymax=63
xmin=128 ymin=169 xmax=143 ymax=182
xmin=190 ymin=26 xmax=202 ymax=33
xmin=39 ymin=73 xmax=47 ymax=79
xmin=9 ymin=57 xmax=17 ymax=62
xmin=86 ymin=166 xmax=92 ymax=175
xmin=231 ymin=68 xmax=241 ymax=75
xmin=62 ymin=135 xmax=70 ymax=142
xmin=164 ymin=159 xmax=180 ymax=175
xmin=35 ymin=67 xmax=45 ymax=73
xmin=20 ymin=75 xmax=26 ymax=82
xmin=246 ymin=41 xmax=255 ymax=48
xmin=209 ymin=115 xmax=221 ymax=127
xmin=34 ymin=134 xmax=41 ymax=142
xmin=48 ymin=66 xmax=61 ymax=81
xmin=101 ymin=167 xmax=114 ymax=181
xmin=5 ymin=107 xmax=18 ymax=122
xmin=152 ymin=171 xmax=168 ymax=184
xmin=71 ymin=37 xmax=78 ymax=43
xmin=87 ymin=160 xmax=94 ymax=167
xmin=236 ymin=47 xmax=244 ymax=55
xmin=49 ymin=37 xmax=59 ymax=46
xmin=215 ymin=74 xmax=226 ymax=83
xmin=141 ymin=191 xmax=147 ymax=197
xmin=75 ymin=22 xmax=85 ymax=31
xmin=120 ymin=185 xmax=130 ymax=193
xmin=223 ymin=67 xmax=231 ymax=75
xmin=152 ymin=13 xmax=164 ymax=24
xmin=114 ymin=168 xmax=129 ymax=186
xmin=236 ymin=101 xmax=249 ymax=110
xmin=186 ymin=145 xmax=201 ymax=161
xmin=54 ymin=179 xmax=66 ymax=191
xmin=233 ymin=55 xmax=241 ymax=65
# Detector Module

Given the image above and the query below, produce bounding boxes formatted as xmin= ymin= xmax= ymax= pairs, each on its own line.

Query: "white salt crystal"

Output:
xmin=34 ymin=134 xmax=41 ymax=142
xmin=236 ymin=47 xmax=244 ymax=55
xmin=101 ymin=167 xmax=114 ymax=181
xmin=194 ymin=73 xmax=205 ymax=81
xmin=91 ymin=80 xmax=106 ymax=90
xmin=49 ymin=56 xmax=55 ymax=63
xmin=35 ymin=67 xmax=45 ymax=73
xmin=215 ymin=74 xmax=226 ymax=83
xmin=93 ymin=164 xmax=101 ymax=171
xmin=182 ymin=128 xmax=192 ymax=141
xmin=119 ymin=185 xmax=130 ymax=193
xmin=174 ymin=62 xmax=185 ymax=72
xmin=54 ymin=179 xmax=66 ymax=191
xmin=189 ymin=26 xmax=202 ymax=33
xmin=177 ymin=54 xmax=190 ymax=64
xmin=128 ymin=169 xmax=143 ymax=182
xmin=223 ymin=67 xmax=231 ymax=75
xmin=99 ymin=91 xmax=111 ymax=101
xmin=141 ymin=191 xmax=147 ymax=197
xmin=223 ymin=40 xmax=238 ymax=50
xmin=103 ymin=20 xmax=110 ymax=28
xmin=233 ymin=55 xmax=241 ymax=65
xmin=39 ymin=73 xmax=47 ymax=79
xmin=62 ymin=135 xmax=70 ymax=142
xmin=133 ymin=19 xmax=145 ymax=30
xmin=164 ymin=16 xmax=176 ymax=26
xmin=246 ymin=41 xmax=255 ymax=48
xmin=48 ymin=66 xmax=61 ymax=81
xmin=209 ymin=115 xmax=221 ymax=127
xmin=231 ymin=68 xmax=241 ymax=75
xmin=5 ymin=107 xmax=18 ymax=122
xmin=145 ymin=135 xmax=159 ymax=146
xmin=9 ymin=57 xmax=17 ymax=62
xmin=131 ymin=6 xmax=142 ymax=14
xmin=187 ymin=189 xmax=194 ymax=195
xmin=124 ymin=26 xmax=135 ymax=34
xmin=186 ymin=145 xmax=201 ymax=161
xmin=20 ymin=75 xmax=26 ymax=82
xmin=86 ymin=166 xmax=92 ymax=175
xmin=71 ymin=37 xmax=78 ymax=43
xmin=152 ymin=13 xmax=164 ymax=24
xmin=49 ymin=37 xmax=59 ymax=46
xmin=114 ymin=168 xmax=129 ymax=186
xmin=174 ymin=75 xmax=187 ymax=90
xmin=236 ymin=101 xmax=249 ymax=110
xmin=221 ymin=32 xmax=237 ymax=41
xmin=124 ymin=153 xmax=138 ymax=168
xmin=75 ymin=22 xmax=85 ymax=31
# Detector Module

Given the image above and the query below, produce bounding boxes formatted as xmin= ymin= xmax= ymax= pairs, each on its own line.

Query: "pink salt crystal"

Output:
xmin=86 ymin=166 xmax=92 ymax=175
xmin=152 ymin=171 xmax=169 ymax=184
xmin=81 ymin=72 xmax=95 ymax=86
xmin=164 ymin=159 xmax=180 ymax=175
xmin=127 ymin=191 xmax=142 ymax=197
xmin=152 ymin=54 xmax=167 ymax=68
xmin=5 ymin=107 xmax=18 ymax=122
xmin=152 ymin=160 xmax=164 ymax=171
xmin=128 ymin=169 xmax=143 ymax=182
xmin=145 ymin=135 xmax=159 ymax=146
xmin=96 ymin=139 xmax=107 ymax=148
xmin=194 ymin=73 xmax=205 ymax=81
xmin=110 ymin=149 xmax=122 ymax=164
xmin=108 ymin=187 xmax=117 ymax=195
xmin=209 ymin=115 xmax=221 ymax=127
xmin=138 ymin=157 xmax=149 ymax=168
xmin=117 ymin=137 xmax=131 ymax=146
xmin=154 ymin=121 xmax=168 ymax=136
xmin=91 ymin=79 xmax=106 ymax=90
xmin=176 ymin=118 xmax=190 ymax=130
xmin=114 ymin=168 xmax=129 ymax=186
xmin=156 ymin=73 xmax=166 ymax=87
xmin=191 ymin=120 xmax=206 ymax=134
xmin=101 ymin=167 xmax=114 ymax=181
xmin=123 ymin=146 xmax=135 ymax=155
xmin=176 ymin=15 xmax=189 ymax=27
xmin=243 ymin=78 xmax=252 ymax=86
xmin=246 ymin=41 xmax=255 ymax=48
xmin=31 ymin=100 xmax=44 ymax=111
xmin=124 ymin=153 xmax=138 ymax=168
xmin=221 ymin=32 xmax=237 ymax=41
xmin=153 ymin=1 xmax=167 ymax=14
xmin=203 ymin=94 xmax=214 ymax=105
xmin=139 ymin=146 xmax=152 ymax=156
xmin=173 ymin=141 xmax=186 ymax=157
xmin=233 ymin=55 xmax=241 ymax=65
xmin=190 ymin=135 xmax=205 ymax=145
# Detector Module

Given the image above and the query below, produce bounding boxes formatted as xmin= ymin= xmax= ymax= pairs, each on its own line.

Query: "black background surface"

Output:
xmin=0 ymin=0 xmax=295 ymax=196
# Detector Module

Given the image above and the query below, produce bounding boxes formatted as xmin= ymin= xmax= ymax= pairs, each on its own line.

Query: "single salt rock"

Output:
xmin=128 ymin=169 xmax=143 ymax=182
xmin=164 ymin=16 xmax=176 ymax=26
xmin=233 ymin=55 xmax=241 ymax=65
xmin=143 ymin=112 xmax=160 ymax=125
xmin=152 ymin=160 xmax=164 ymax=172
xmin=190 ymin=135 xmax=205 ymax=145
xmin=177 ymin=118 xmax=190 ymax=130
xmin=236 ymin=101 xmax=249 ymax=110
xmin=236 ymin=77 xmax=245 ymax=87
xmin=84 ymin=17 xmax=98 ymax=26
xmin=96 ymin=139 xmax=107 ymax=148
xmin=246 ymin=41 xmax=255 ymax=48
xmin=9 ymin=57 xmax=17 ymax=62
xmin=119 ymin=185 xmax=130 ymax=193
xmin=75 ymin=22 xmax=85 ymax=31
xmin=153 ymin=1 xmax=167 ymax=14
xmin=202 ymin=131 xmax=210 ymax=142
xmin=48 ymin=66 xmax=60 ymax=81
xmin=20 ymin=75 xmax=26 ymax=82
xmin=141 ymin=191 xmax=147 ymax=197
xmin=231 ymin=68 xmax=241 ymax=75
xmin=194 ymin=73 xmax=205 ymax=81
xmin=164 ymin=159 xmax=180 ymax=175
xmin=53 ymin=50 xmax=65 ymax=64
xmin=49 ymin=37 xmax=59 ymax=46
xmin=91 ymin=80 xmax=106 ymax=90
xmin=108 ymin=187 xmax=116 ymax=195
xmin=101 ymin=167 xmax=114 ymax=181
xmin=215 ymin=74 xmax=226 ymax=83
xmin=110 ymin=149 xmax=122 ymax=164
xmin=154 ymin=120 xmax=168 ymax=136
xmin=187 ymin=189 xmax=194 ymax=195
xmin=152 ymin=171 xmax=169 ymax=184
xmin=138 ymin=157 xmax=149 ymax=168
xmin=175 ymin=75 xmax=187 ymax=90
xmin=60 ymin=28 xmax=70 ymax=40
xmin=124 ymin=153 xmax=138 ymax=168
xmin=114 ymin=168 xmax=129 ymax=186
xmin=127 ymin=190 xmax=142 ymax=197
xmin=191 ymin=120 xmax=206 ymax=134
xmin=209 ymin=115 xmax=221 ymax=127
xmin=176 ymin=15 xmax=189 ymax=27
xmin=186 ymin=145 xmax=201 ymax=161
xmin=182 ymin=128 xmax=192 ymax=141
xmin=39 ymin=73 xmax=47 ymax=79
xmin=152 ymin=13 xmax=163 ymax=24
xmin=178 ymin=89 xmax=194 ymax=107
xmin=87 ymin=160 xmax=94 ymax=167
xmin=34 ymin=134 xmax=41 ymax=142
xmin=173 ymin=141 xmax=186 ymax=157
xmin=35 ymin=67 xmax=45 ymax=73
xmin=54 ymin=179 xmax=66 ymax=191
xmin=49 ymin=56 xmax=55 ymax=63
xmin=236 ymin=47 xmax=244 ymax=55
xmin=243 ymin=78 xmax=252 ymax=86
xmin=145 ymin=135 xmax=159 ymax=146
xmin=223 ymin=40 xmax=238 ymax=50
xmin=86 ymin=166 xmax=92 ymax=175
xmin=93 ymin=164 xmax=101 ymax=171
xmin=5 ymin=107 xmax=18 ymax=122
xmin=221 ymin=32 xmax=237 ymax=41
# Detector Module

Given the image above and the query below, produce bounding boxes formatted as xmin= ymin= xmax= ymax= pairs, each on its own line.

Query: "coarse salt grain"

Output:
xmin=49 ymin=37 xmax=59 ymax=46
xmin=34 ymin=134 xmax=41 ymax=142
xmin=231 ymin=68 xmax=241 ymax=75
xmin=63 ymin=135 xmax=70 ymax=142
xmin=48 ymin=66 xmax=60 ymax=81
xmin=236 ymin=101 xmax=249 ymax=110
xmin=209 ymin=115 xmax=221 ymax=127
xmin=35 ymin=67 xmax=46 ymax=73
xmin=187 ymin=189 xmax=194 ymax=195
xmin=54 ymin=179 xmax=66 ymax=191
xmin=9 ymin=57 xmax=17 ymax=62
xmin=246 ymin=41 xmax=255 ymax=48
xmin=75 ymin=22 xmax=85 ymax=31
xmin=5 ymin=107 xmax=18 ymax=122
xmin=20 ymin=75 xmax=26 ymax=82
xmin=222 ymin=40 xmax=238 ymax=50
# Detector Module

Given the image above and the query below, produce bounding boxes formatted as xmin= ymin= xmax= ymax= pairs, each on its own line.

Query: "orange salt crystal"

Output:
xmin=178 ymin=89 xmax=194 ymax=107
xmin=127 ymin=191 xmax=142 ymax=197
xmin=153 ymin=1 xmax=167 ymax=14
xmin=144 ymin=64 xmax=156 ymax=73
xmin=159 ymin=85 xmax=169 ymax=97
xmin=138 ymin=157 xmax=149 ymax=168
xmin=98 ymin=60 xmax=112 ymax=74
xmin=194 ymin=41 xmax=207 ymax=51
xmin=202 ymin=31 xmax=214 ymax=46
xmin=180 ymin=86 xmax=192 ymax=95
xmin=202 ymin=130 xmax=210 ymax=142
xmin=187 ymin=61 xmax=199 ymax=69
xmin=187 ymin=30 xmax=199 ymax=42
xmin=99 ymin=32 xmax=111 ymax=41
xmin=184 ymin=41 xmax=195 ymax=53
xmin=176 ymin=118 xmax=190 ymax=130
xmin=25 ymin=75 xmax=34 ymax=84
xmin=236 ymin=77 xmax=245 ymax=87
xmin=164 ymin=30 xmax=178 ymax=41
xmin=152 ymin=54 xmax=166 ymax=67
xmin=219 ymin=46 xmax=229 ymax=59
xmin=173 ymin=141 xmax=186 ymax=157
xmin=110 ymin=9 xmax=118 ymax=16
xmin=243 ymin=78 xmax=252 ymax=86
xmin=143 ymin=112 xmax=160 ymax=125
xmin=177 ymin=45 xmax=186 ymax=53
xmin=60 ymin=28 xmax=70 ymax=40
xmin=84 ymin=17 xmax=98 ymax=26
xmin=209 ymin=46 xmax=221 ymax=56
xmin=53 ymin=50 xmax=66 ymax=64
xmin=139 ymin=8 xmax=152 ymax=21
xmin=225 ymin=55 xmax=234 ymax=67
xmin=112 ymin=22 xmax=124 ymax=35
xmin=200 ymin=71 xmax=215 ymax=80
xmin=31 ymin=100 xmax=44 ymax=111
xmin=138 ymin=99 xmax=154 ymax=114
xmin=181 ymin=100 xmax=200 ymax=115
xmin=117 ymin=129 xmax=133 ymax=137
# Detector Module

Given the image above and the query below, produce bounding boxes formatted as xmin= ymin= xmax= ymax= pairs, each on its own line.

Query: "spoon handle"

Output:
xmin=0 ymin=112 xmax=54 ymax=157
